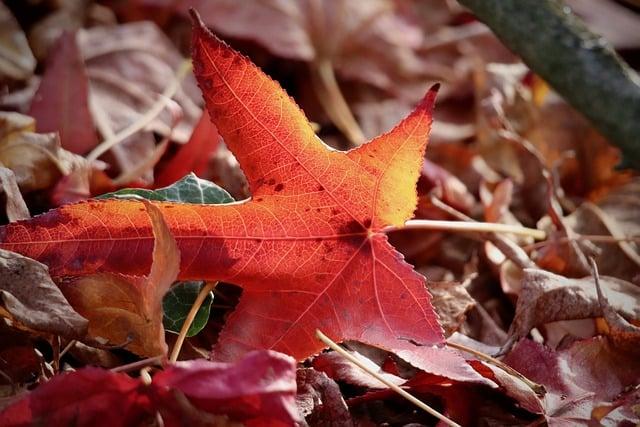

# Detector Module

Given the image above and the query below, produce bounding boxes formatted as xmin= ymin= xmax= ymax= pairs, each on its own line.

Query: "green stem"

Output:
xmin=458 ymin=0 xmax=640 ymax=169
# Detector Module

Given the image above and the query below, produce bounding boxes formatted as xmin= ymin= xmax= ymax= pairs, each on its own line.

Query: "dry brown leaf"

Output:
xmin=59 ymin=201 xmax=179 ymax=356
xmin=296 ymin=368 xmax=353 ymax=426
xmin=0 ymin=112 xmax=63 ymax=192
xmin=0 ymin=249 xmax=88 ymax=338
xmin=504 ymin=337 xmax=640 ymax=425
xmin=0 ymin=3 xmax=36 ymax=81
xmin=593 ymin=264 xmax=640 ymax=355
xmin=429 ymin=280 xmax=476 ymax=337
xmin=0 ymin=167 xmax=29 ymax=222
xmin=78 ymin=21 xmax=201 ymax=179
xmin=566 ymin=178 xmax=640 ymax=283
xmin=505 ymin=268 xmax=640 ymax=348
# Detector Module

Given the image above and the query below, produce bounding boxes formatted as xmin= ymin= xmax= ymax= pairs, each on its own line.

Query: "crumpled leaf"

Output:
xmin=0 ymin=350 xmax=299 ymax=426
xmin=565 ymin=178 xmax=640 ymax=283
xmin=594 ymin=268 xmax=640 ymax=355
xmin=29 ymin=31 xmax=97 ymax=154
xmin=504 ymin=338 xmax=640 ymax=425
xmin=428 ymin=280 xmax=476 ymax=337
xmin=0 ymin=249 xmax=87 ymax=338
xmin=0 ymin=112 xmax=67 ymax=192
xmin=0 ymin=167 xmax=29 ymax=222
xmin=58 ymin=201 xmax=179 ymax=356
xmin=0 ymin=3 xmax=36 ymax=81
xmin=505 ymin=268 xmax=640 ymax=347
xmin=0 ymin=16 xmax=490 ymax=385
xmin=296 ymin=368 xmax=353 ymax=426
xmin=180 ymin=0 xmax=425 ymax=92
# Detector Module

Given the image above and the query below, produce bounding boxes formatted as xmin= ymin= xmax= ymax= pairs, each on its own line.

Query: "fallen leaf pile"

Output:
xmin=0 ymin=1 xmax=638 ymax=425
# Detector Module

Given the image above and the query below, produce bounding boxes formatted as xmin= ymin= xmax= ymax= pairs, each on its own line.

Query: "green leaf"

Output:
xmin=97 ymin=173 xmax=234 ymax=204
xmin=162 ymin=281 xmax=214 ymax=336
xmin=98 ymin=173 xmax=234 ymax=337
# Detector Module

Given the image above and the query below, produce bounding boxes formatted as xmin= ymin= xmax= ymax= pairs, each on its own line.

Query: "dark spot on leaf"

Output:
xmin=317 ymin=185 xmax=324 ymax=191
xmin=256 ymin=198 xmax=263 ymax=202
xmin=337 ymin=220 xmax=366 ymax=248
xmin=274 ymin=183 xmax=284 ymax=192
xmin=267 ymin=178 xmax=276 ymax=186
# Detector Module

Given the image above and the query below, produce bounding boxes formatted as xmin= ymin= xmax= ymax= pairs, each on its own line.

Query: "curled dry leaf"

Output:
xmin=593 ymin=266 xmax=640 ymax=355
xmin=0 ymin=112 xmax=64 ymax=192
xmin=504 ymin=338 xmax=640 ymax=425
xmin=0 ymin=3 xmax=36 ymax=81
xmin=296 ymin=368 xmax=353 ymax=426
xmin=0 ymin=249 xmax=88 ymax=339
xmin=0 ymin=168 xmax=29 ymax=222
xmin=58 ymin=201 xmax=179 ymax=357
xmin=428 ymin=280 xmax=475 ymax=337
xmin=565 ymin=178 xmax=640 ymax=283
xmin=505 ymin=268 xmax=640 ymax=348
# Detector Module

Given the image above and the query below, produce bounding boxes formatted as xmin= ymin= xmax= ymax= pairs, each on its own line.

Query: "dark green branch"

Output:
xmin=458 ymin=0 xmax=640 ymax=169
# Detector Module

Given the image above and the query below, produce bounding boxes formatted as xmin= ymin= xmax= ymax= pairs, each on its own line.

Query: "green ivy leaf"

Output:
xmin=97 ymin=173 xmax=233 ymax=204
xmin=98 ymin=173 xmax=234 ymax=337
xmin=162 ymin=281 xmax=214 ymax=336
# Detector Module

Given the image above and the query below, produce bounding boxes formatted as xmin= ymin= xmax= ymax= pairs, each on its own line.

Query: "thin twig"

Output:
xmin=385 ymin=219 xmax=546 ymax=240
xmin=524 ymin=234 xmax=640 ymax=252
xmin=316 ymin=330 xmax=461 ymax=427
xmin=446 ymin=341 xmax=545 ymax=396
xmin=310 ymin=59 xmax=365 ymax=147
xmin=430 ymin=196 xmax=536 ymax=269
xmin=86 ymin=60 xmax=192 ymax=162
xmin=111 ymin=355 xmax=163 ymax=373
xmin=59 ymin=340 xmax=76 ymax=359
xmin=169 ymin=281 xmax=217 ymax=363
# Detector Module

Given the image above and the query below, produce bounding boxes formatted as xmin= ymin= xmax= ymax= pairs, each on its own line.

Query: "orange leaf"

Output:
xmin=59 ymin=201 xmax=179 ymax=356
xmin=0 ymin=13 xmax=487 ymax=383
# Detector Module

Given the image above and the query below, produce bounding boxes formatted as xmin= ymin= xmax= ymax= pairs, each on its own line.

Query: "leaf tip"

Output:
xmin=188 ymin=8 xmax=205 ymax=30
xmin=416 ymin=83 xmax=440 ymax=114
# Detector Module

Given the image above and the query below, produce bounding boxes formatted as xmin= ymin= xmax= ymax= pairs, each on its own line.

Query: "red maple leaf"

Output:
xmin=0 ymin=11 xmax=486 ymax=383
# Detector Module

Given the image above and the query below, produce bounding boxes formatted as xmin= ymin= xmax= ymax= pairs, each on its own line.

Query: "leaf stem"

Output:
xmin=310 ymin=59 xmax=365 ymax=146
xmin=446 ymin=341 xmax=545 ymax=396
xmin=86 ymin=59 xmax=192 ymax=163
xmin=315 ymin=330 xmax=461 ymax=427
xmin=385 ymin=219 xmax=546 ymax=240
xmin=169 ymin=281 xmax=217 ymax=363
